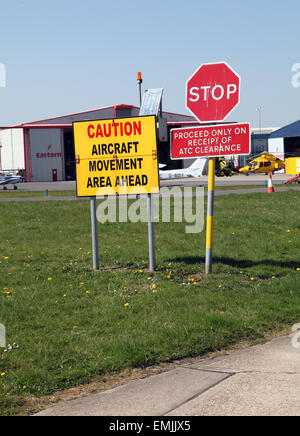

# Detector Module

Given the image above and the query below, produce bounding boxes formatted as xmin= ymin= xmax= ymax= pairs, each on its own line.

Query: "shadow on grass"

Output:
xmin=172 ymin=256 xmax=300 ymax=271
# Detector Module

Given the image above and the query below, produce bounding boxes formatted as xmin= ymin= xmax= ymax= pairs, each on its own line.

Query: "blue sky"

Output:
xmin=0 ymin=0 xmax=299 ymax=128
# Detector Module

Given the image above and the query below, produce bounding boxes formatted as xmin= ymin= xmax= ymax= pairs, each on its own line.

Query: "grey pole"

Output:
xmin=90 ymin=197 xmax=99 ymax=270
xmin=147 ymin=193 xmax=156 ymax=272
xmin=137 ymin=72 xmax=143 ymax=107
xmin=139 ymin=83 xmax=142 ymax=108
xmin=256 ymin=106 xmax=263 ymax=135
xmin=137 ymin=72 xmax=156 ymax=272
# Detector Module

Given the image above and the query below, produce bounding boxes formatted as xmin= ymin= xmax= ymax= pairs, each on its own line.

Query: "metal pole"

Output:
xmin=137 ymin=71 xmax=156 ymax=271
xmin=147 ymin=193 xmax=156 ymax=272
xmin=137 ymin=72 xmax=143 ymax=106
xmin=205 ymin=158 xmax=215 ymax=274
xmin=90 ymin=197 xmax=99 ymax=270
xmin=139 ymin=83 xmax=142 ymax=107
xmin=256 ymin=106 xmax=263 ymax=135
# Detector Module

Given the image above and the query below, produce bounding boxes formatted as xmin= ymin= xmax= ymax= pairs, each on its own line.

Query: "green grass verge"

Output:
xmin=0 ymin=191 xmax=300 ymax=415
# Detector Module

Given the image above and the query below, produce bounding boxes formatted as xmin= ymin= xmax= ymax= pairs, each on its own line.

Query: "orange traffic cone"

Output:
xmin=268 ymin=173 xmax=275 ymax=193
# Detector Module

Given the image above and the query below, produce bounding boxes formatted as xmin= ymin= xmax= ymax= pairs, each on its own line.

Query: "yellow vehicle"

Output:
xmin=284 ymin=157 xmax=300 ymax=184
xmin=216 ymin=158 xmax=235 ymax=177
xmin=239 ymin=152 xmax=285 ymax=174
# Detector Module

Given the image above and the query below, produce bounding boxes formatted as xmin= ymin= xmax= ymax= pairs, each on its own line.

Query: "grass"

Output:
xmin=0 ymin=191 xmax=300 ymax=415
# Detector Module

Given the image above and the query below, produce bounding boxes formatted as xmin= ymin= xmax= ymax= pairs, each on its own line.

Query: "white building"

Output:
xmin=0 ymin=128 xmax=24 ymax=173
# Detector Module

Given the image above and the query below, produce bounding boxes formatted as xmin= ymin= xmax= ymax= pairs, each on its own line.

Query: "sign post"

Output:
xmin=180 ymin=61 xmax=245 ymax=273
xmin=139 ymin=88 xmax=164 ymax=272
xmin=73 ymin=115 xmax=160 ymax=272
xmin=90 ymin=197 xmax=99 ymax=270
xmin=147 ymin=193 xmax=156 ymax=271
xmin=205 ymin=158 xmax=215 ymax=274
xmin=171 ymin=123 xmax=250 ymax=274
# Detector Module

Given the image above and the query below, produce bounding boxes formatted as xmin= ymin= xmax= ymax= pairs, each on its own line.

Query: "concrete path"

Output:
xmin=35 ymin=334 xmax=300 ymax=416
xmin=2 ymin=173 xmax=293 ymax=193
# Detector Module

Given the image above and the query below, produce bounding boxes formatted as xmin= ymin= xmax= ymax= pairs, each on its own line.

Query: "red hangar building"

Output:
xmin=0 ymin=105 xmax=196 ymax=182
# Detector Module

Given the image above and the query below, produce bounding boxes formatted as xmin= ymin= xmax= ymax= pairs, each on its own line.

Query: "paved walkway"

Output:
xmin=1 ymin=173 xmax=293 ymax=193
xmin=35 ymin=334 xmax=300 ymax=416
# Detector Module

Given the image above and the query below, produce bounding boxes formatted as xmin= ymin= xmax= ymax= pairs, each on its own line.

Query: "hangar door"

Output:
xmin=63 ymin=128 xmax=76 ymax=180
xmin=30 ymin=129 xmax=64 ymax=182
xmin=284 ymin=137 xmax=300 ymax=157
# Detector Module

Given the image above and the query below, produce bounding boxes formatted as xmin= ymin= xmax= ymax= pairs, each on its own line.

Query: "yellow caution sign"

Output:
xmin=73 ymin=115 xmax=159 ymax=197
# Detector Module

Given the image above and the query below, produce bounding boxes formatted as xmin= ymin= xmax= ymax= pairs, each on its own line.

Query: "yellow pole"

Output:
xmin=206 ymin=157 xmax=215 ymax=274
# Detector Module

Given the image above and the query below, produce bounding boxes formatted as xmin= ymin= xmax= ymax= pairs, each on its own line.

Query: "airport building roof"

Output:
xmin=269 ymin=120 xmax=300 ymax=139
xmin=10 ymin=104 xmax=196 ymax=128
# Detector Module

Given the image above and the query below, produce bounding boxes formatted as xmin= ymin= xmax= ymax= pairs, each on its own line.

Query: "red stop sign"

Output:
xmin=186 ymin=62 xmax=240 ymax=123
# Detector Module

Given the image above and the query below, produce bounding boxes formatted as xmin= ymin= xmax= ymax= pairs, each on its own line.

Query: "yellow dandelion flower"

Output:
xmin=124 ymin=303 xmax=129 ymax=307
